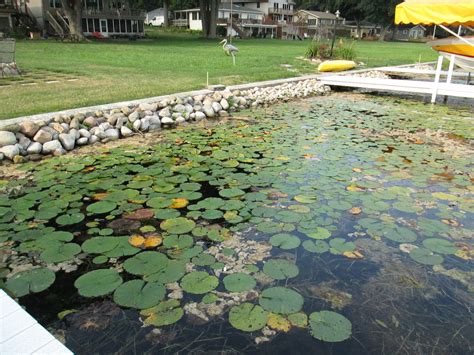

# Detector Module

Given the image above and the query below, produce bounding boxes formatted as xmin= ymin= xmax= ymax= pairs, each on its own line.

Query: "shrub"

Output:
xmin=305 ymin=41 xmax=330 ymax=59
xmin=333 ymin=39 xmax=356 ymax=60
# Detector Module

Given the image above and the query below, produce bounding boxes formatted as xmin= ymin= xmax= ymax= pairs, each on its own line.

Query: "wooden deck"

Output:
xmin=0 ymin=290 xmax=73 ymax=354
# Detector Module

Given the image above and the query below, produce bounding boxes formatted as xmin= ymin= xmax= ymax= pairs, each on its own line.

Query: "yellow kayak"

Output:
xmin=318 ymin=60 xmax=357 ymax=72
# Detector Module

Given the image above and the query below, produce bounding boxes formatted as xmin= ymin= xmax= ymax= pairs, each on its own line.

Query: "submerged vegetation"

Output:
xmin=0 ymin=94 xmax=473 ymax=353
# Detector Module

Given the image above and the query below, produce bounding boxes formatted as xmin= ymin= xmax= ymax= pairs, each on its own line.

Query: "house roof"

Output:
xmin=296 ymin=10 xmax=340 ymax=20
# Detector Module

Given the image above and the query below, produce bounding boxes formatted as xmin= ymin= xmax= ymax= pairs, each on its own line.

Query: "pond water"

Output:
xmin=1 ymin=94 xmax=473 ymax=354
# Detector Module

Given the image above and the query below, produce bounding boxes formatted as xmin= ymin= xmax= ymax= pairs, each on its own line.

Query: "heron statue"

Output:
xmin=219 ymin=39 xmax=239 ymax=65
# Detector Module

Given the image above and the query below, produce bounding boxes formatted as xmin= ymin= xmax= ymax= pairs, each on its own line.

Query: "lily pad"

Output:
xmin=40 ymin=243 xmax=81 ymax=263
xmin=87 ymin=201 xmax=117 ymax=214
xmin=409 ymin=248 xmax=444 ymax=265
xmin=269 ymin=233 xmax=301 ymax=250
xmin=422 ymin=238 xmax=457 ymax=254
xmin=329 ymin=238 xmax=356 ymax=255
xmin=219 ymin=188 xmax=245 ymax=198
xmin=141 ymin=299 xmax=184 ymax=327
xmin=56 ymin=212 xmax=85 ymax=226
xmin=144 ymin=260 xmax=187 ymax=284
xmin=302 ymin=240 xmax=329 ymax=253
xmin=259 ymin=287 xmax=304 ymax=314
xmin=74 ymin=269 xmax=123 ymax=297
xmin=229 ymin=303 xmax=268 ymax=332
xmin=123 ymin=251 xmax=169 ymax=276
xmin=82 ymin=237 xmax=140 ymax=258
xmin=223 ymin=273 xmax=257 ymax=292
xmin=180 ymin=271 xmax=218 ymax=294
xmin=305 ymin=227 xmax=331 ymax=240
xmin=309 ymin=311 xmax=352 ymax=342
xmin=5 ymin=268 xmax=55 ymax=297
xmin=263 ymin=259 xmax=299 ymax=280
xmin=160 ymin=217 xmax=196 ymax=234
xmin=113 ymin=280 xmax=165 ymax=309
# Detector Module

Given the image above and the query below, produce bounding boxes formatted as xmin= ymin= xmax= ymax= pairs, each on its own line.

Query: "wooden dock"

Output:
xmin=0 ymin=290 xmax=73 ymax=355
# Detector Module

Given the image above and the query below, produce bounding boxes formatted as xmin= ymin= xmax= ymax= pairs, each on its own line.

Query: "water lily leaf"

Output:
xmin=163 ymin=235 xmax=194 ymax=249
xmin=180 ymin=271 xmax=218 ymax=294
xmin=124 ymin=208 xmax=155 ymax=220
xmin=219 ymin=188 xmax=245 ymax=198
xmin=92 ymin=255 xmax=108 ymax=264
xmin=201 ymin=209 xmax=224 ymax=220
xmin=288 ymin=312 xmax=308 ymax=328
xmin=160 ymin=217 xmax=196 ymax=234
xmin=5 ymin=268 xmax=55 ymax=297
xmin=169 ymin=198 xmax=189 ymax=209
xmin=154 ymin=209 xmax=181 ymax=219
xmin=192 ymin=253 xmax=216 ymax=266
xmin=113 ymin=280 xmax=165 ymax=309
xmin=294 ymin=195 xmax=317 ymax=203
xmin=82 ymin=237 xmax=140 ymax=257
xmin=305 ymin=227 xmax=331 ymax=240
xmin=409 ymin=248 xmax=444 ymax=265
xmin=202 ymin=293 xmax=219 ymax=304
xmin=56 ymin=212 xmax=85 ymax=226
xmin=146 ymin=197 xmax=172 ymax=209
xmin=329 ymin=238 xmax=356 ymax=255
xmin=384 ymin=227 xmax=417 ymax=243
xmin=259 ymin=287 xmax=304 ymax=314
xmin=269 ymin=233 xmax=301 ymax=250
xmin=123 ymin=251 xmax=169 ymax=276
xmin=267 ymin=313 xmax=291 ymax=332
xmin=40 ymin=243 xmax=81 ymax=263
xmin=144 ymin=260 xmax=187 ymax=284
xmin=74 ymin=269 xmax=123 ymax=297
xmin=309 ymin=311 xmax=352 ymax=342
xmin=263 ymin=259 xmax=299 ymax=280
xmin=223 ymin=273 xmax=257 ymax=292
xmin=229 ymin=303 xmax=268 ymax=332
xmin=141 ymin=299 xmax=184 ymax=327
xmin=302 ymin=240 xmax=329 ymax=253
xmin=422 ymin=238 xmax=457 ymax=254
xmin=87 ymin=201 xmax=117 ymax=214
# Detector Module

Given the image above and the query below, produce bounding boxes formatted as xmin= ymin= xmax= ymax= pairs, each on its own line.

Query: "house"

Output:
xmin=344 ymin=21 xmax=380 ymax=39
xmin=220 ymin=0 xmax=295 ymax=24
xmin=173 ymin=4 xmax=276 ymax=38
xmin=145 ymin=7 xmax=164 ymax=26
xmin=19 ymin=0 xmax=145 ymax=38
xmin=389 ymin=24 xmax=427 ymax=41
xmin=292 ymin=10 xmax=345 ymax=39
xmin=0 ymin=0 xmax=15 ymax=35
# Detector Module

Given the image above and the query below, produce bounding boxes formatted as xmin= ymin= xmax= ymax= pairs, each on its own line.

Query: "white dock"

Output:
xmin=0 ymin=290 xmax=73 ymax=355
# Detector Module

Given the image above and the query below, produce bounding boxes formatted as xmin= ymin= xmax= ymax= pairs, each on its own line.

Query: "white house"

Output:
xmin=145 ymin=8 xmax=165 ymax=26
xmin=221 ymin=0 xmax=295 ymax=23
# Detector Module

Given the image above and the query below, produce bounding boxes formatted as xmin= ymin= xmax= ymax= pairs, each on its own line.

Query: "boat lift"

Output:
xmin=321 ymin=0 xmax=474 ymax=104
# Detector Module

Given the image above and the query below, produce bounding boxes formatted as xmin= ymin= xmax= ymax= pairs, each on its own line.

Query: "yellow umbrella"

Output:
xmin=395 ymin=0 xmax=474 ymax=27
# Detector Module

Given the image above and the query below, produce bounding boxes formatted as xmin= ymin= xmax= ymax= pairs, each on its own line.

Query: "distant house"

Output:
xmin=173 ymin=4 xmax=274 ymax=38
xmin=145 ymin=8 xmax=164 ymax=26
xmin=389 ymin=24 xmax=427 ymax=41
xmin=343 ymin=21 xmax=380 ymax=39
xmin=291 ymin=10 xmax=345 ymax=38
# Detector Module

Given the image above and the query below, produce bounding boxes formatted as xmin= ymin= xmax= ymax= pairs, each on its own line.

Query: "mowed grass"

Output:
xmin=1 ymin=30 xmax=437 ymax=120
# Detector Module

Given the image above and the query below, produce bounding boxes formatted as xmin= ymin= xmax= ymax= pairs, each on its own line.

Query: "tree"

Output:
xmin=199 ymin=0 xmax=219 ymax=38
xmin=60 ymin=0 xmax=84 ymax=41
xmin=358 ymin=0 xmax=402 ymax=40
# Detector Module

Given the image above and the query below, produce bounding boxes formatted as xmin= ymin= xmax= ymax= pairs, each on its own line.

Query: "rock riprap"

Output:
xmin=0 ymin=79 xmax=329 ymax=162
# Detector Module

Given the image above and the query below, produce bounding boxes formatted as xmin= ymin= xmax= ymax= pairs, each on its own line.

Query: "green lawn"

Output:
xmin=1 ymin=30 xmax=437 ymax=120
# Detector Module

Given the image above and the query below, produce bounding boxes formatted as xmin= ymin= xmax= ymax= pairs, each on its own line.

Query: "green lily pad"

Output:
xmin=309 ymin=311 xmax=352 ymax=342
xmin=74 ymin=269 xmax=123 ymax=297
xmin=163 ymin=235 xmax=194 ymax=249
xmin=229 ymin=303 xmax=268 ymax=332
xmin=113 ymin=280 xmax=165 ymax=309
xmin=329 ymin=238 xmax=356 ymax=255
xmin=40 ymin=243 xmax=81 ymax=263
xmin=123 ymin=251 xmax=169 ymax=276
xmin=202 ymin=293 xmax=219 ymax=304
xmin=263 ymin=259 xmax=299 ymax=280
xmin=56 ymin=212 xmax=85 ymax=226
xmin=192 ymin=253 xmax=216 ymax=266
xmin=144 ymin=260 xmax=187 ymax=284
xmin=259 ymin=287 xmax=304 ymax=314
xmin=383 ymin=226 xmax=417 ymax=243
xmin=87 ymin=201 xmax=117 ymax=214
xmin=219 ymin=188 xmax=245 ymax=198
xmin=146 ymin=196 xmax=172 ymax=209
xmin=160 ymin=217 xmax=196 ymax=234
xmin=141 ymin=299 xmax=184 ymax=327
xmin=422 ymin=238 xmax=457 ymax=254
xmin=5 ymin=268 xmax=55 ymax=297
xmin=180 ymin=271 xmax=218 ymax=294
xmin=302 ymin=240 xmax=329 ymax=253
xmin=305 ymin=227 xmax=331 ymax=240
xmin=223 ymin=273 xmax=257 ymax=292
xmin=269 ymin=233 xmax=301 ymax=250
xmin=82 ymin=237 xmax=139 ymax=257
xmin=409 ymin=248 xmax=444 ymax=265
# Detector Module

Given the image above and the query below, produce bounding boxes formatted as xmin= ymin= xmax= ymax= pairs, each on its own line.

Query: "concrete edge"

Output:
xmin=0 ymin=74 xmax=324 ymax=129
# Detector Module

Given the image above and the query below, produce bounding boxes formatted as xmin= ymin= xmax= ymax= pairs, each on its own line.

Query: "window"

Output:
xmin=257 ymin=2 xmax=260 ymax=8
xmin=131 ymin=20 xmax=138 ymax=32
xmin=138 ymin=20 xmax=144 ymax=32
xmin=126 ymin=19 xmax=131 ymax=32
xmin=192 ymin=11 xmax=198 ymax=20
xmin=94 ymin=18 xmax=99 ymax=32
xmin=87 ymin=18 xmax=93 ymax=31
xmin=113 ymin=19 xmax=119 ymax=32
xmin=107 ymin=19 xmax=113 ymax=32
xmin=82 ymin=18 xmax=87 ymax=31
xmin=274 ymin=3 xmax=279 ymax=10
xmin=120 ymin=19 xmax=126 ymax=33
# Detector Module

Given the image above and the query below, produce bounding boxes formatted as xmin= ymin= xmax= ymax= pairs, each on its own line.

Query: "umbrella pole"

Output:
xmin=431 ymin=55 xmax=444 ymax=103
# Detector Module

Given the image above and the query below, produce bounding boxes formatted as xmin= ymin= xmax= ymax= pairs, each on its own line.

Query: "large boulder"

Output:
xmin=42 ymin=140 xmax=62 ymax=154
xmin=27 ymin=142 xmax=43 ymax=154
xmin=33 ymin=128 xmax=53 ymax=144
xmin=0 ymin=131 xmax=17 ymax=147
xmin=19 ymin=122 xmax=40 ymax=138
xmin=0 ymin=144 xmax=20 ymax=160
xmin=59 ymin=133 xmax=76 ymax=151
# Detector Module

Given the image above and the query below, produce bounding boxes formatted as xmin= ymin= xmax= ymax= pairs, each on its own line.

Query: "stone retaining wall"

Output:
xmin=0 ymin=79 xmax=329 ymax=164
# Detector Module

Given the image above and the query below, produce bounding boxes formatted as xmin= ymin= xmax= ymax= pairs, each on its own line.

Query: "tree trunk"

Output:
xmin=199 ymin=0 xmax=219 ymax=38
xmin=60 ymin=0 xmax=84 ymax=41
xmin=163 ymin=0 xmax=169 ymax=27
xmin=199 ymin=0 xmax=210 ymax=37
xmin=208 ymin=0 xmax=218 ymax=39
xmin=379 ymin=25 xmax=390 ymax=42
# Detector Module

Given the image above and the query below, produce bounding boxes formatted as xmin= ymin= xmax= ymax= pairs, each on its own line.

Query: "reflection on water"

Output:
xmin=2 ymin=94 xmax=473 ymax=354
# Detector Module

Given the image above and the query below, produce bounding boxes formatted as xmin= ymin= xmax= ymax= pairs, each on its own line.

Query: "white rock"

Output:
xmin=89 ymin=135 xmax=99 ymax=144
xmin=104 ymin=128 xmax=119 ymax=140
xmin=158 ymin=107 xmax=171 ymax=118
xmin=184 ymin=104 xmax=194 ymax=113
xmin=139 ymin=102 xmax=157 ymax=111
xmin=115 ymin=116 xmax=128 ymax=128
xmin=203 ymin=105 xmax=215 ymax=118
xmin=161 ymin=117 xmax=174 ymax=125
xmin=42 ymin=140 xmax=62 ymax=154
xmin=79 ymin=129 xmax=91 ymax=138
xmin=59 ymin=133 xmax=75 ymax=151
xmin=141 ymin=117 xmax=150 ymax=131
xmin=27 ymin=142 xmax=42 ymax=154
xmin=220 ymin=98 xmax=229 ymax=110
xmin=121 ymin=126 xmax=133 ymax=137
xmin=0 ymin=145 xmax=19 ymax=160
xmin=211 ymin=101 xmax=222 ymax=113
xmin=69 ymin=128 xmax=80 ymax=140
xmin=0 ymin=131 xmax=17 ymax=147
xmin=18 ymin=136 xmax=31 ymax=150
xmin=173 ymin=104 xmax=185 ymax=112
xmin=133 ymin=120 xmax=141 ymax=131
xmin=175 ymin=116 xmax=186 ymax=124
xmin=76 ymin=137 xmax=89 ymax=145
xmin=128 ymin=111 xmax=139 ymax=123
